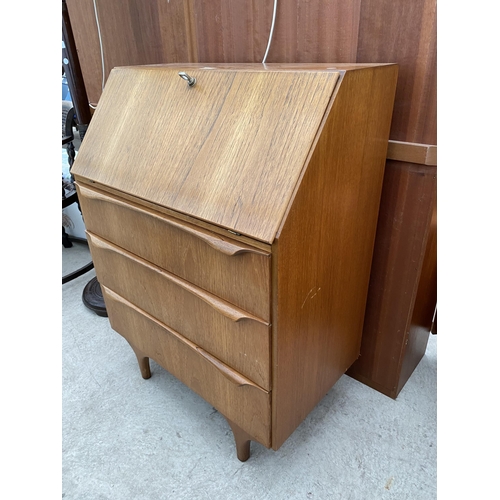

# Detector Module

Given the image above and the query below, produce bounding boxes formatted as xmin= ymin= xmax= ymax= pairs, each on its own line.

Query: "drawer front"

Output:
xmin=88 ymin=233 xmax=271 ymax=390
xmin=77 ymin=184 xmax=270 ymax=322
xmin=102 ymin=286 xmax=271 ymax=448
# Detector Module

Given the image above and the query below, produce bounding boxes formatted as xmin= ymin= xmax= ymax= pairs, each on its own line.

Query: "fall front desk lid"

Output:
xmin=71 ymin=64 xmax=340 ymax=243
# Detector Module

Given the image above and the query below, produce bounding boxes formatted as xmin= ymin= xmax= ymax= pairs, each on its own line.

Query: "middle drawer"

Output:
xmin=88 ymin=233 xmax=271 ymax=390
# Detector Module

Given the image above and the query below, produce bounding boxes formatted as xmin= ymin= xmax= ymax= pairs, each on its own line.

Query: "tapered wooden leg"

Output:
xmin=226 ymin=417 xmax=253 ymax=462
xmin=130 ymin=344 xmax=151 ymax=379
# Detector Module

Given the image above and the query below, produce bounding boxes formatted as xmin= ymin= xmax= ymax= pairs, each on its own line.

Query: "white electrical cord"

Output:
xmin=89 ymin=0 xmax=105 ymax=109
xmin=262 ymin=0 xmax=278 ymax=64
xmin=89 ymin=0 xmax=276 ymax=108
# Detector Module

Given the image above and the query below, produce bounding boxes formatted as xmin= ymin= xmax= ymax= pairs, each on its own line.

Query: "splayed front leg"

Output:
xmin=129 ymin=344 xmax=151 ymax=379
xmin=225 ymin=417 xmax=253 ymax=462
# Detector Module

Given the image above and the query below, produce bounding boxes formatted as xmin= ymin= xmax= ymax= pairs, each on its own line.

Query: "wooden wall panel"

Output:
xmin=356 ymin=0 xmax=437 ymax=144
xmin=66 ymin=0 xmax=436 ymax=145
xmin=398 ymin=195 xmax=436 ymax=394
xmin=346 ymin=162 xmax=436 ymax=398
xmin=66 ymin=0 xmax=191 ymax=104
xmin=191 ymin=1 xmax=271 ymax=63
xmin=187 ymin=0 xmax=362 ymax=64
xmin=65 ymin=0 xmax=102 ymax=104
xmin=267 ymin=0 xmax=361 ymax=63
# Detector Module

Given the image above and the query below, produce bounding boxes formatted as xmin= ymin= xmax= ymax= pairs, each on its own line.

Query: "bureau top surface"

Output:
xmin=72 ymin=63 xmax=343 ymax=242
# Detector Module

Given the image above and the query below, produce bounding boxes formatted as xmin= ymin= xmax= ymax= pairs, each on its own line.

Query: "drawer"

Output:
xmin=77 ymin=184 xmax=270 ymax=321
xmin=102 ymin=286 xmax=271 ymax=447
xmin=88 ymin=233 xmax=271 ymax=390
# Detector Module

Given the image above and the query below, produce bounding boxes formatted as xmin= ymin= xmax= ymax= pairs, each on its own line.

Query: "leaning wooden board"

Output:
xmin=72 ymin=63 xmax=398 ymax=460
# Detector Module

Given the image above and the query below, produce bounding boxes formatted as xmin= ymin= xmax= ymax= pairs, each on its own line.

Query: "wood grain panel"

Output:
xmin=268 ymin=0 xmax=361 ymax=63
xmin=79 ymin=181 xmax=271 ymax=253
xmin=77 ymin=184 xmax=271 ymax=321
xmin=66 ymin=0 xmax=191 ymax=104
xmin=172 ymin=70 xmax=338 ymax=242
xmin=398 ymin=192 xmax=436 ymax=394
xmin=63 ymin=0 xmax=92 ymax=125
xmin=387 ymin=140 xmax=437 ymax=166
xmin=72 ymin=66 xmax=339 ymax=243
xmin=72 ymin=66 xmax=236 ymax=199
xmin=356 ymin=0 xmax=437 ymax=144
xmin=67 ymin=0 xmax=436 ymax=143
xmin=88 ymin=234 xmax=271 ymax=390
xmin=272 ymin=65 xmax=398 ymax=449
xmin=346 ymin=162 xmax=437 ymax=398
xmin=103 ymin=286 xmax=271 ymax=447
xmin=192 ymin=0 xmax=271 ymax=63
xmin=65 ymin=0 xmax=103 ymax=105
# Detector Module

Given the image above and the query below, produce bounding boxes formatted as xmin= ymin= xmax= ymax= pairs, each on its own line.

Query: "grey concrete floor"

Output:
xmin=62 ymin=245 xmax=437 ymax=500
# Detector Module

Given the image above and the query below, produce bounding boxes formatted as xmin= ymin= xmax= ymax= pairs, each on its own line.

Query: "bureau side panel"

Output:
xmin=272 ymin=66 xmax=398 ymax=450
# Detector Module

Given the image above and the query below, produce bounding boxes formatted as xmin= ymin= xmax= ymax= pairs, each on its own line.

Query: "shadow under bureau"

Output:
xmin=72 ymin=63 xmax=398 ymax=460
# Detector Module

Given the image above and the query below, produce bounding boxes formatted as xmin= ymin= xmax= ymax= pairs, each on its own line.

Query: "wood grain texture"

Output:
xmin=192 ymin=0 xmax=271 ymax=63
xmin=65 ymin=0 xmax=103 ymax=105
xmin=89 ymin=234 xmax=271 ymax=390
xmin=346 ymin=162 xmax=436 ymax=398
xmin=66 ymin=0 xmax=435 ymax=144
xmin=252 ymin=0 xmax=362 ymax=63
xmin=72 ymin=65 xmax=339 ymax=243
xmin=76 ymin=179 xmax=273 ymax=253
xmin=356 ymin=0 xmax=437 ymax=144
xmin=271 ymin=65 xmax=398 ymax=449
xmin=102 ymin=286 xmax=271 ymax=447
xmin=352 ymin=0 xmax=437 ymax=396
xmin=191 ymin=1 xmax=362 ymax=65
xmin=66 ymin=0 xmax=191 ymax=104
xmin=77 ymin=184 xmax=271 ymax=321
xmin=398 ymin=192 xmax=436 ymax=394
xmin=387 ymin=140 xmax=437 ymax=166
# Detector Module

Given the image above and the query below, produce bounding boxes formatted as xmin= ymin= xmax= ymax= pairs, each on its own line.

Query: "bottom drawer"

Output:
xmin=102 ymin=286 xmax=271 ymax=448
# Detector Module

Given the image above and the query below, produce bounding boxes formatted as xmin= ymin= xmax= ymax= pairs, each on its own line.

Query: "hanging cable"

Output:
xmin=89 ymin=0 xmax=105 ymax=109
xmin=93 ymin=0 xmax=105 ymax=91
xmin=262 ymin=0 xmax=278 ymax=64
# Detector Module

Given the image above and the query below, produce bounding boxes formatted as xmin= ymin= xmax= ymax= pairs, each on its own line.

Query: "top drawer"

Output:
xmin=76 ymin=184 xmax=270 ymax=321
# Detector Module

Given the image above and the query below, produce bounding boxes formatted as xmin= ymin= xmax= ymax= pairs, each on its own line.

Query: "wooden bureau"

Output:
xmin=72 ymin=63 xmax=398 ymax=460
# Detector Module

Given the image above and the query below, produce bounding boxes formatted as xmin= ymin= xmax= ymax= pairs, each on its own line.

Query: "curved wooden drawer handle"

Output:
xmin=196 ymin=347 xmax=268 ymax=394
xmin=79 ymin=185 xmax=269 ymax=257
xmin=174 ymin=276 xmax=268 ymax=326
xmin=88 ymin=233 xmax=270 ymax=326
xmin=181 ymin=229 xmax=266 ymax=257
xmin=103 ymin=288 xmax=268 ymax=395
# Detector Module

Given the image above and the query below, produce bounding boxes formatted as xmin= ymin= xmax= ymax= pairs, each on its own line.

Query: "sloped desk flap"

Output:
xmin=71 ymin=66 xmax=340 ymax=243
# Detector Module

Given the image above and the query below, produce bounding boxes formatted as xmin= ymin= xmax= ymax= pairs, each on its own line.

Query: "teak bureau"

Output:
xmin=72 ymin=63 xmax=398 ymax=461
